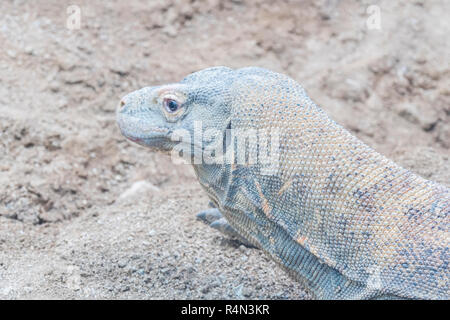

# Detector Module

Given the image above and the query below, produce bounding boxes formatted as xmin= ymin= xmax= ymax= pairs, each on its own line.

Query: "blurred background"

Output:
xmin=0 ymin=0 xmax=448 ymax=299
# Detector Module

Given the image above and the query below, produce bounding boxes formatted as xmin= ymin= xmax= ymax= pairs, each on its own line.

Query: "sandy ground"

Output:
xmin=0 ymin=0 xmax=448 ymax=299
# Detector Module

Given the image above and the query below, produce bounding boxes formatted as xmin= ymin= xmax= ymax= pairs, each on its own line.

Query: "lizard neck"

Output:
xmin=192 ymin=162 xmax=232 ymax=207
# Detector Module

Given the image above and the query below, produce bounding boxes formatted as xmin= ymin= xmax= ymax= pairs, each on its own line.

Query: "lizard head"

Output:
xmin=117 ymin=66 xmax=237 ymax=155
xmin=116 ymin=65 xmax=301 ymax=165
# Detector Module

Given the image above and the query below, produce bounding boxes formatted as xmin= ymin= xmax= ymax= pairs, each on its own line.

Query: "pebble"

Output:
xmin=242 ymin=287 xmax=252 ymax=298
xmin=118 ymin=259 xmax=128 ymax=268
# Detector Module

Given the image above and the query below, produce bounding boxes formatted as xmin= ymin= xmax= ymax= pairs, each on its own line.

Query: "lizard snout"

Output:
xmin=118 ymin=91 xmax=136 ymax=112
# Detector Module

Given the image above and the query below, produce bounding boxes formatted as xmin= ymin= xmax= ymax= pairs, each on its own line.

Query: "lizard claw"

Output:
xmin=210 ymin=217 xmax=237 ymax=236
xmin=196 ymin=208 xmax=223 ymax=224
xmin=196 ymin=208 xmax=256 ymax=248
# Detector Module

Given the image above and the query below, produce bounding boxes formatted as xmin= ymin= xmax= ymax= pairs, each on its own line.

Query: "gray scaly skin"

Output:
xmin=117 ymin=67 xmax=449 ymax=299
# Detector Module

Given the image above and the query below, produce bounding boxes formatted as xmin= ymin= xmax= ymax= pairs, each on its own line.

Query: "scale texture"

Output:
xmin=117 ymin=67 xmax=449 ymax=299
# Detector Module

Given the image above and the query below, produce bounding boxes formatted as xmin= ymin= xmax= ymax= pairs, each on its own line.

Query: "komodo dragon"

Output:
xmin=116 ymin=66 xmax=449 ymax=299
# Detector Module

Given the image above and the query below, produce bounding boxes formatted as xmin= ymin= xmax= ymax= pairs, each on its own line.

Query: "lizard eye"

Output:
xmin=159 ymin=91 xmax=186 ymax=121
xmin=163 ymin=98 xmax=181 ymax=113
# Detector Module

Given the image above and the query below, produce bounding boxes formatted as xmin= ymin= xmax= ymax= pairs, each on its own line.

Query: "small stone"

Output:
xmin=6 ymin=50 xmax=16 ymax=58
xmin=242 ymin=287 xmax=252 ymax=297
xmin=24 ymin=46 xmax=33 ymax=55
xmin=163 ymin=25 xmax=178 ymax=37
xmin=118 ymin=259 xmax=128 ymax=268
xmin=136 ymin=269 xmax=146 ymax=276
xmin=201 ymin=286 xmax=210 ymax=294
xmin=118 ymin=180 xmax=159 ymax=201
xmin=234 ymin=284 xmax=243 ymax=297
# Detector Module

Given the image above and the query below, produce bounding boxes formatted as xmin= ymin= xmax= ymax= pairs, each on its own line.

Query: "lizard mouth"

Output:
xmin=128 ymin=136 xmax=143 ymax=143
xmin=117 ymin=113 xmax=171 ymax=149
